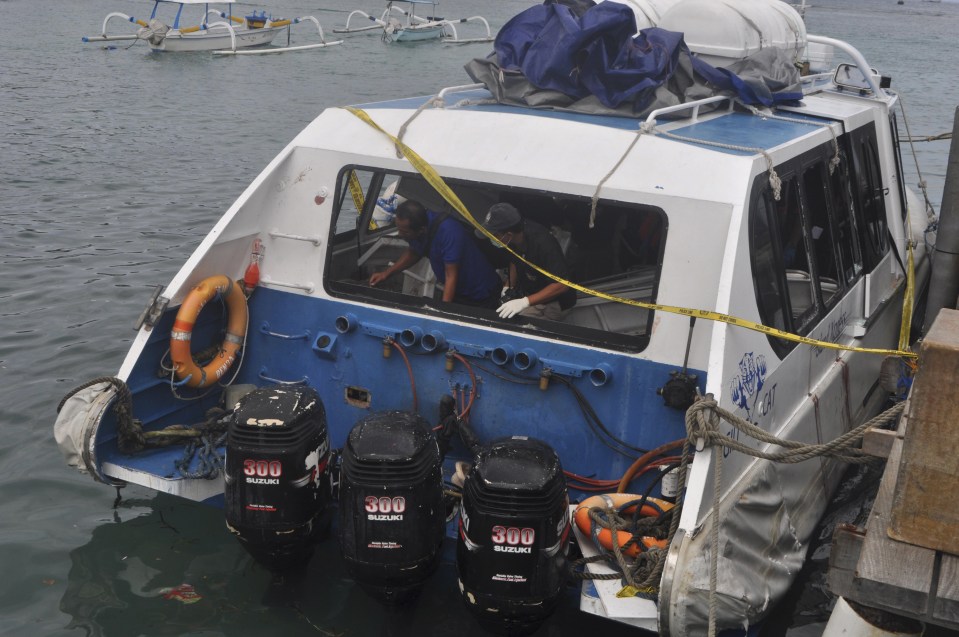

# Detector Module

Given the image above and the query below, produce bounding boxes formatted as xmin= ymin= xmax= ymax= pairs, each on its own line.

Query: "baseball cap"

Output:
xmin=475 ymin=203 xmax=522 ymax=238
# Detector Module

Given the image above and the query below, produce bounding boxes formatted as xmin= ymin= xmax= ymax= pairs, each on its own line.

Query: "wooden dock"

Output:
xmin=827 ymin=311 xmax=959 ymax=632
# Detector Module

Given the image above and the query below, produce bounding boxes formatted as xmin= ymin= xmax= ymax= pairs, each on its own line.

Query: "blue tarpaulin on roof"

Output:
xmin=465 ymin=0 xmax=802 ymax=117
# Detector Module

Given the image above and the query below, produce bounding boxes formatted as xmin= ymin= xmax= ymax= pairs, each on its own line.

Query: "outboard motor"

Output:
xmin=457 ymin=437 xmax=570 ymax=635
xmin=338 ymin=411 xmax=445 ymax=604
xmin=224 ymin=387 xmax=332 ymax=572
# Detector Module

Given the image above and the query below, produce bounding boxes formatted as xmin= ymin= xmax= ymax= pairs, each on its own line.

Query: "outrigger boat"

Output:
xmin=57 ymin=0 xmax=935 ymax=634
xmin=81 ymin=0 xmax=341 ymax=54
xmin=334 ymin=0 xmax=493 ymax=43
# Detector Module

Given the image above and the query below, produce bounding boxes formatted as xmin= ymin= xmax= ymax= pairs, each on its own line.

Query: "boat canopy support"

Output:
xmin=333 ymin=4 xmax=493 ymax=42
xmin=81 ymin=12 xmax=146 ymax=42
xmin=212 ymin=16 xmax=342 ymax=55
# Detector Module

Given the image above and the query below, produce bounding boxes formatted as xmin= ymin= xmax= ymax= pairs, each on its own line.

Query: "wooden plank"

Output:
xmin=858 ymin=414 xmax=936 ymax=594
xmin=935 ymin=554 xmax=959 ymax=624
xmin=890 ymin=309 xmax=959 ymax=554
xmin=861 ymin=428 xmax=898 ymax=459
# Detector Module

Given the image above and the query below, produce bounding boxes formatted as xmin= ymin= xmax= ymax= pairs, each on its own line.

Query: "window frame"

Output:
xmin=323 ymin=165 xmax=669 ymax=354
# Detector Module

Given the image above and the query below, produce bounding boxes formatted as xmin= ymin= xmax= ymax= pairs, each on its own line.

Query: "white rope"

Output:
xmin=589 ymin=128 xmax=646 ymax=228
xmin=394 ymin=96 xmax=443 ymax=158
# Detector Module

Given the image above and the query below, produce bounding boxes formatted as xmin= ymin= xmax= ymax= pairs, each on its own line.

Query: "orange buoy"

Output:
xmin=170 ymin=275 xmax=248 ymax=388
xmin=573 ymin=493 xmax=674 ymax=557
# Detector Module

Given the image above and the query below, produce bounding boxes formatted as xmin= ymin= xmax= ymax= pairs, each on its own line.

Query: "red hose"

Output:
xmin=390 ymin=340 xmax=418 ymax=412
xmin=617 ymin=439 xmax=686 ymax=493
xmin=451 ymin=353 xmax=477 ymax=418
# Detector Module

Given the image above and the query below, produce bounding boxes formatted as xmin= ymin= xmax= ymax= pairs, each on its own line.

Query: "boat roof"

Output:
xmin=353 ymin=88 xmax=844 ymax=157
xmin=155 ymin=0 xmax=236 ymax=5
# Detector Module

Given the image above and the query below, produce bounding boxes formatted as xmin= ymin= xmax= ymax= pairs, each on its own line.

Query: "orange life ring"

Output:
xmin=170 ymin=275 xmax=248 ymax=388
xmin=573 ymin=493 xmax=674 ymax=557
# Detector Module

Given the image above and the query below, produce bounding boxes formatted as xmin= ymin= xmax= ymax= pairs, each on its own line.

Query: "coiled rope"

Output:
xmin=58 ymin=376 xmax=233 ymax=479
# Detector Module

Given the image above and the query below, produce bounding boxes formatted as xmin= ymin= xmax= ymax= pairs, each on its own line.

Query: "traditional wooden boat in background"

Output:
xmin=81 ymin=0 xmax=341 ymax=54
xmin=334 ymin=0 xmax=494 ymax=43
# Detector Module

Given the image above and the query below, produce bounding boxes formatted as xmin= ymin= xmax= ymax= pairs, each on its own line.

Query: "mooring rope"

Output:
xmin=574 ymin=393 xmax=906 ymax=633
xmin=685 ymin=394 xmax=905 ymax=636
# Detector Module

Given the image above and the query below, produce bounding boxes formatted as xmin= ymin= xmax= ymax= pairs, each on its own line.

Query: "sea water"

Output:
xmin=2 ymin=0 xmax=958 ymax=635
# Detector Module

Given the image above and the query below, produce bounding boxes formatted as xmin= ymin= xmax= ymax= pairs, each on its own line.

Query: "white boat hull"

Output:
xmin=391 ymin=24 xmax=444 ymax=41
xmin=151 ymin=25 xmax=286 ymax=52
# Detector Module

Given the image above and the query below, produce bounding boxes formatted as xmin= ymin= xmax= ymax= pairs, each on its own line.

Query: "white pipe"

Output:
xmin=206 ymin=20 xmax=236 ymax=51
xmin=807 ymin=34 xmax=887 ymax=97
xmin=213 ymin=41 xmax=343 ymax=55
xmin=213 ymin=15 xmax=343 ymax=55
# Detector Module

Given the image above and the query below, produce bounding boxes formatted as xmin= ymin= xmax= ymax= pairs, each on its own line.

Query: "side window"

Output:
xmin=776 ymin=178 xmax=817 ymax=329
xmin=750 ymin=144 xmax=860 ymax=358
xmin=801 ymin=162 xmax=841 ymax=309
xmin=850 ymin=127 xmax=889 ymax=270
xmin=750 ymin=192 xmax=788 ymax=336
xmin=828 ymin=149 xmax=863 ymax=287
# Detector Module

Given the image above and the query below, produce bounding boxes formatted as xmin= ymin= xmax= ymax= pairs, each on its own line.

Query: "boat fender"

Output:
xmin=54 ymin=380 xmax=125 ymax=484
xmin=573 ymin=493 xmax=674 ymax=557
xmin=170 ymin=275 xmax=248 ymax=388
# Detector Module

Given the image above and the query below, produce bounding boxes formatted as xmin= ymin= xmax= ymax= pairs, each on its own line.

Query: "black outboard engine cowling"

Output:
xmin=457 ymin=436 xmax=570 ymax=635
xmin=338 ymin=410 xmax=444 ymax=604
xmin=225 ymin=387 xmax=332 ymax=572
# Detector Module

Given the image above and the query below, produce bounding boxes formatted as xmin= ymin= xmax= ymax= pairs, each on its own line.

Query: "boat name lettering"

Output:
xmin=813 ymin=310 xmax=850 ymax=357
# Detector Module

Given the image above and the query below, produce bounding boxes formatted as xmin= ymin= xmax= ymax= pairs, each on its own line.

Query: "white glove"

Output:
xmin=497 ymin=297 xmax=530 ymax=319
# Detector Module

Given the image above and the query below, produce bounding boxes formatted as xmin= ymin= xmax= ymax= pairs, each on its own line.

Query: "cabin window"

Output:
xmin=828 ymin=148 xmax=864 ymax=287
xmin=750 ymin=194 xmax=787 ymax=334
xmin=750 ymin=138 xmax=867 ymax=357
xmin=849 ymin=126 xmax=889 ymax=269
xmin=324 ymin=167 xmax=667 ymax=352
xmin=801 ymin=162 xmax=841 ymax=309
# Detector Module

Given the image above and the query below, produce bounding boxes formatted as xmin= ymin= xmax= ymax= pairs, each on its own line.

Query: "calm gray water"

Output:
xmin=2 ymin=0 xmax=957 ymax=635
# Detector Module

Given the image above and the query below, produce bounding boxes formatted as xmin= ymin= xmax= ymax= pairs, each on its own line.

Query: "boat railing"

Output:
xmin=642 ymin=95 xmax=736 ymax=129
xmin=807 ymin=34 xmax=887 ymax=97
xmin=436 ymin=83 xmax=486 ymax=103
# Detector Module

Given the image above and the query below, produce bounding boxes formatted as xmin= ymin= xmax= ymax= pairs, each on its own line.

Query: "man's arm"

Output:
xmin=369 ymin=249 xmax=420 ymax=286
xmin=442 ymin=262 xmax=459 ymax=302
xmin=527 ymin=281 xmax=569 ymax=306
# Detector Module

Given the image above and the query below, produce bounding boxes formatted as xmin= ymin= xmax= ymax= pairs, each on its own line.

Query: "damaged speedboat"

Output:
xmin=57 ymin=0 xmax=931 ymax=633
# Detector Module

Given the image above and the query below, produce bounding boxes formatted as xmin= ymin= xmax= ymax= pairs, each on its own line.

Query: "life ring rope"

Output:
xmin=170 ymin=275 xmax=248 ymax=389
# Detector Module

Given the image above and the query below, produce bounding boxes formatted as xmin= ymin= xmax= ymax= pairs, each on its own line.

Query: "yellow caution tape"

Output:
xmin=344 ymin=106 xmax=917 ymax=359
xmin=346 ymin=170 xmax=379 ymax=231
xmin=898 ymin=240 xmax=915 ymax=352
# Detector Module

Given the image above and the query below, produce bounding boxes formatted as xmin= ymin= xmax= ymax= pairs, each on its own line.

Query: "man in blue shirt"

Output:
xmin=369 ymin=200 xmax=502 ymax=307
